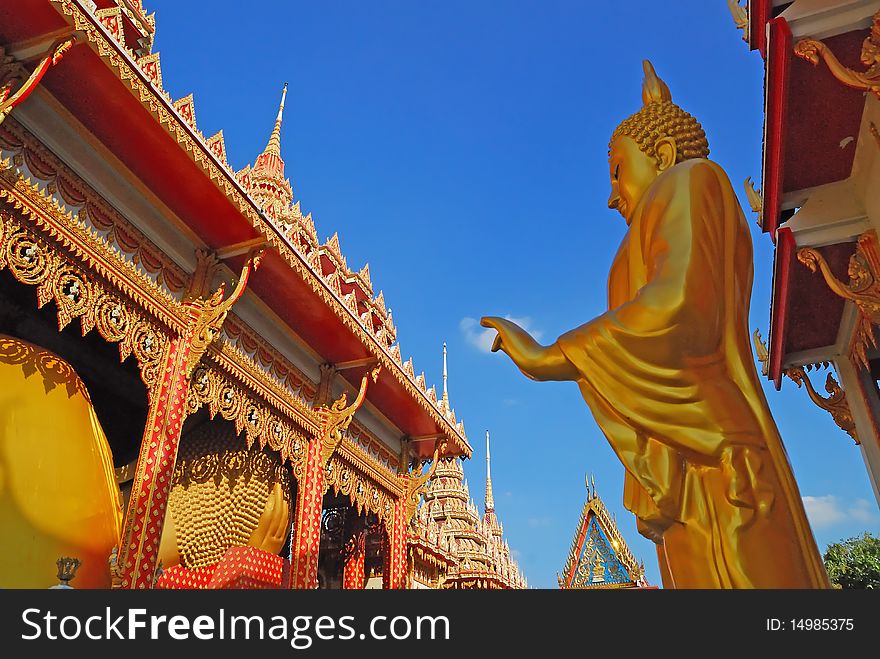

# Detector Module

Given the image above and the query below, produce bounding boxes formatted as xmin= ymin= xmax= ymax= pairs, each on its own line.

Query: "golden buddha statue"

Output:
xmin=157 ymin=420 xmax=291 ymax=572
xmin=0 ymin=334 xmax=121 ymax=588
xmin=482 ymin=61 xmax=828 ymax=588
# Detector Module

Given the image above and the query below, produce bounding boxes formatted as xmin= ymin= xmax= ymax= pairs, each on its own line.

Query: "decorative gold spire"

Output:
xmin=250 ymin=83 xmax=293 ymax=218
xmin=485 ymin=430 xmax=495 ymax=512
xmin=264 ymin=82 xmax=287 ymax=156
xmin=441 ymin=342 xmax=449 ymax=411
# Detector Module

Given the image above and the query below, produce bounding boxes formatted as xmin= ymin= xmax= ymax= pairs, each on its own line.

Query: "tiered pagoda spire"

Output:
xmin=485 ymin=430 xmax=494 ymax=511
xmin=483 ymin=430 xmax=502 ymax=538
xmin=264 ymin=82 xmax=287 ymax=157
xmin=419 ymin=454 xmax=524 ymax=588
xmin=248 ymin=83 xmax=293 ymax=219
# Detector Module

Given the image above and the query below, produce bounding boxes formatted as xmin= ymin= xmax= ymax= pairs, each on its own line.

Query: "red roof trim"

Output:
xmin=749 ymin=0 xmax=772 ymax=57
xmin=762 ymin=17 xmax=792 ymax=241
xmin=769 ymin=227 xmax=795 ymax=389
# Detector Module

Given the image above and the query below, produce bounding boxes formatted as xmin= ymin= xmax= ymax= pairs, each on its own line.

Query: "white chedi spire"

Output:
xmin=485 ymin=429 xmax=495 ymax=511
xmin=441 ymin=342 xmax=450 ymax=412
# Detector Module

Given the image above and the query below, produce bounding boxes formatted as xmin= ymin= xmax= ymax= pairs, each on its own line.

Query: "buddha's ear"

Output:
xmin=654 ymin=136 xmax=677 ymax=171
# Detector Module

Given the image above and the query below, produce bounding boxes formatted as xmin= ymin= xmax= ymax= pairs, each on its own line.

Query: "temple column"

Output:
xmin=342 ymin=519 xmax=366 ymax=590
xmin=835 ymin=357 xmax=880 ymax=506
xmin=290 ymin=437 xmax=324 ymax=589
xmin=290 ymin=365 xmax=379 ymax=588
xmin=114 ymin=337 xmax=189 ymax=589
xmin=113 ymin=252 xmax=261 ymax=589
xmin=383 ymin=494 xmax=407 ymax=589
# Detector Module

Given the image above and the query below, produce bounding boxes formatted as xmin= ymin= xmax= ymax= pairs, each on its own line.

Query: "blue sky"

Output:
xmin=151 ymin=0 xmax=878 ymax=587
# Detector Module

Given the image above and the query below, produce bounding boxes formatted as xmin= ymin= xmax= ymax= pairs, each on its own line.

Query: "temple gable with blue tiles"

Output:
xmin=559 ymin=479 xmax=647 ymax=589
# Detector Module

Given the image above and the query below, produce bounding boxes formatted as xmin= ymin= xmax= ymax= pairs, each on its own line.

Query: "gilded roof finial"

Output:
xmin=264 ymin=82 xmax=287 ymax=157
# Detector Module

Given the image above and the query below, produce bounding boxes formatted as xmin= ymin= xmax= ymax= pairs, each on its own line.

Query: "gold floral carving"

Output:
xmin=0 ymin=155 xmax=185 ymax=329
xmin=797 ymin=231 xmax=880 ymax=369
xmin=0 ymin=120 xmax=189 ymax=296
xmin=0 ymin=211 xmax=168 ymax=392
xmin=0 ymin=37 xmax=75 ymax=127
xmin=753 ymin=330 xmax=859 ymax=444
xmin=324 ymin=452 xmax=398 ymax=523
xmin=794 ymin=10 xmax=880 ymax=99
xmin=317 ymin=365 xmax=381 ymax=467
xmin=185 ymin=364 xmax=311 ymax=478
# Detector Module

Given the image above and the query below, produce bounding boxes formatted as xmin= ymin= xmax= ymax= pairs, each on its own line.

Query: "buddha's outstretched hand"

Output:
xmin=248 ymin=483 xmax=290 ymax=555
xmin=480 ymin=316 xmax=578 ymax=382
xmin=480 ymin=316 xmax=539 ymax=365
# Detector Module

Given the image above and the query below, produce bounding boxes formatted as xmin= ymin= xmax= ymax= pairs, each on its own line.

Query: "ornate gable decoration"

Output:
xmin=559 ymin=478 xmax=646 ymax=589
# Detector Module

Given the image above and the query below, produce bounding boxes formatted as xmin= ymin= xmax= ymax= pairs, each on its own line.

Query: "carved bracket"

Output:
xmin=0 ymin=37 xmax=76 ymax=126
xmin=797 ymin=231 xmax=880 ymax=369
xmin=794 ymin=10 xmax=880 ymax=98
xmin=316 ymin=364 xmax=380 ymax=466
xmin=754 ymin=330 xmax=859 ymax=444
xmin=183 ymin=248 xmax=263 ymax=377
xmin=405 ymin=438 xmax=448 ymax=524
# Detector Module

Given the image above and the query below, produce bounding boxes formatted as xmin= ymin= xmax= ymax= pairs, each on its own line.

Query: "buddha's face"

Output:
xmin=607 ymin=135 xmax=662 ymax=225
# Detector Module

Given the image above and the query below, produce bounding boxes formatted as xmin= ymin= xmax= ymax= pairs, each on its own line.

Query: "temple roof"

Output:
xmin=0 ymin=0 xmax=472 ymax=459
xmin=559 ymin=476 xmax=646 ymax=589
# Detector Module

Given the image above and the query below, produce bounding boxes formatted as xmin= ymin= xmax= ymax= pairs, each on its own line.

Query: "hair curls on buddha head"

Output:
xmin=610 ymin=60 xmax=709 ymax=166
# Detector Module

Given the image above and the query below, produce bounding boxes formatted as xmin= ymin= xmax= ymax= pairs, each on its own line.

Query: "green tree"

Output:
xmin=823 ymin=532 xmax=880 ymax=589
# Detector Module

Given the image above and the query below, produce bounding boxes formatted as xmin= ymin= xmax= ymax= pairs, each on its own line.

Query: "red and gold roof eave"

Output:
xmin=3 ymin=0 xmax=470 ymax=460
xmin=757 ymin=21 xmax=869 ymax=386
xmin=747 ymin=0 xmax=773 ymax=57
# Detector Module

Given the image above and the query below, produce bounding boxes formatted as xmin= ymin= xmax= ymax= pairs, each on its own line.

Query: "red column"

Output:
xmin=382 ymin=495 xmax=407 ymax=589
xmin=342 ymin=532 xmax=365 ymax=590
xmin=290 ymin=438 xmax=324 ymax=589
xmin=116 ymin=337 xmax=191 ymax=589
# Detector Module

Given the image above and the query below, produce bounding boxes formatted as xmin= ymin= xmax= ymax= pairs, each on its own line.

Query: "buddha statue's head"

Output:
xmin=607 ymin=60 xmax=709 ymax=224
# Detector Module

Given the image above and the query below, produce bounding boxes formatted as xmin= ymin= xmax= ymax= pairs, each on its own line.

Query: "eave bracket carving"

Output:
xmin=794 ymin=10 xmax=880 ymax=98
xmin=754 ymin=331 xmax=859 ymax=444
xmin=405 ymin=439 xmax=447 ymax=524
xmin=317 ymin=365 xmax=380 ymax=466
xmin=797 ymin=230 xmax=880 ymax=369
xmin=183 ymin=249 xmax=263 ymax=377
xmin=0 ymin=37 xmax=76 ymax=126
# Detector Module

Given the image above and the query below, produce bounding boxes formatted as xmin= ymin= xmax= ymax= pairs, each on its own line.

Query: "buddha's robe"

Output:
xmin=557 ymin=159 xmax=827 ymax=588
xmin=0 ymin=335 xmax=121 ymax=588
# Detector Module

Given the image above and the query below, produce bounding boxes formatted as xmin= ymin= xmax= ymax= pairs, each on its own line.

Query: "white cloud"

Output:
xmin=527 ymin=516 xmax=554 ymax=529
xmin=802 ymin=495 xmax=880 ymax=530
xmin=848 ymin=499 xmax=879 ymax=524
xmin=460 ymin=316 xmax=544 ymax=354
